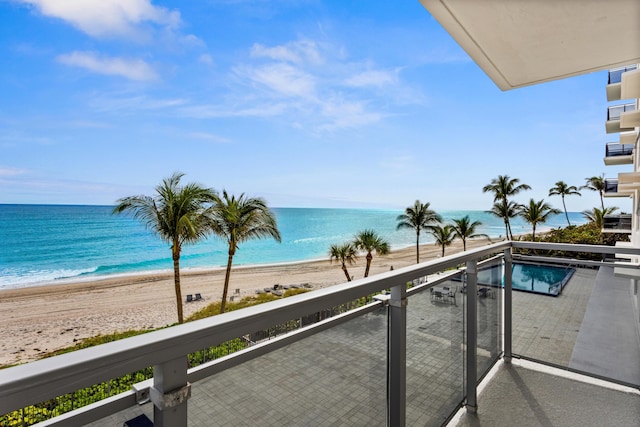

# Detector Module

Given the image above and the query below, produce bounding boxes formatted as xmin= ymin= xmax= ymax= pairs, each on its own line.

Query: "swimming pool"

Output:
xmin=476 ymin=262 xmax=575 ymax=296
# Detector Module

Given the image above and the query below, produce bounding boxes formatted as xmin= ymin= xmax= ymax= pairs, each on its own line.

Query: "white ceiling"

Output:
xmin=419 ymin=0 xmax=640 ymax=90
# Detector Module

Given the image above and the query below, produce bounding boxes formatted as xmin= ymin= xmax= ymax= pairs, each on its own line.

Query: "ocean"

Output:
xmin=0 ymin=204 xmax=588 ymax=290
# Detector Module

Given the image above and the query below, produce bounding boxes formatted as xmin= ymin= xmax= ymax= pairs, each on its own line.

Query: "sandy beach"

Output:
xmin=0 ymin=238 xmax=494 ymax=366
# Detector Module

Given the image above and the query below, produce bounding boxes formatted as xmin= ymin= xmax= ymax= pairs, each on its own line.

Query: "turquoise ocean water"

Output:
xmin=0 ymin=204 xmax=587 ymax=290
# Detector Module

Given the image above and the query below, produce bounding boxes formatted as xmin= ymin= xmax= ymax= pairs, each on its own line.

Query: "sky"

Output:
xmin=0 ymin=0 xmax=631 ymax=212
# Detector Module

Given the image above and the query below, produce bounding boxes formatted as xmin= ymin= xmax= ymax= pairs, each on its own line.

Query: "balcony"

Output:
xmin=604 ymin=178 xmax=621 ymax=196
xmin=603 ymin=214 xmax=632 ymax=233
xmin=607 ymin=65 xmax=638 ymax=101
xmin=1 ymin=242 xmax=640 ymax=427
xmin=606 ymin=103 xmax=636 ymax=134
xmin=604 ymin=142 xmax=634 ymax=165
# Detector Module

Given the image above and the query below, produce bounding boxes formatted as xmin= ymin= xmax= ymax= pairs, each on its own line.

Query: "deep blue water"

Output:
xmin=0 ymin=204 xmax=587 ymax=289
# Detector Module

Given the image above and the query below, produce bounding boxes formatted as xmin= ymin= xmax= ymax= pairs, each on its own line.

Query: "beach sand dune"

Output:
xmin=0 ymin=238 xmax=493 ymax=366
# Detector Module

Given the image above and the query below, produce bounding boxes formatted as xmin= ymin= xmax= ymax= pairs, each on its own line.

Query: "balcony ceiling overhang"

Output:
xmin=419 ymin=0 xmax=640 ymax=90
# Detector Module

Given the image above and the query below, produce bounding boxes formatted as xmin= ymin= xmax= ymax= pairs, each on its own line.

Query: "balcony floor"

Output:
xmin=452 ymin=359 xmax=640 ymax=427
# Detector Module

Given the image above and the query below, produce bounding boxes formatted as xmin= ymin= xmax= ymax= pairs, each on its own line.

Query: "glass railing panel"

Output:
xmin=510 ymin=255 xmax=640 ymax=387
xmin=406 ymin=272 xmax=465 ymax=426
xmin=475 ymin=259 xmax=502 ymax=376
xmin=186 ymin=306 xmax=388 ymax=426
xmin=608 ymin=103 xmax=636 ymax=120
xmin=606 ymin=143 xmax=634 ymax=157
xmin=608 ymin=64 xmax=638 ymax=84
xmin=604 ymin=179 xmax=619 ymax=193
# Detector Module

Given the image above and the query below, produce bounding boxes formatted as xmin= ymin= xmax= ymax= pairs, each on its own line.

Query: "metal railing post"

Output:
xmin=151 ymin=356 xmax=190 ymax=427
xmin=465 ymin=260 xmax=478 ymax=413
xmin=504 ymin=248 xmax=513 ymax=362
xmin=388 ymin=282 xmax=407 ymax=426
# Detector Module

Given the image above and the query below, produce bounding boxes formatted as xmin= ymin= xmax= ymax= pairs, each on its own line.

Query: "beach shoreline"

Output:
xmin=0 ymin=237 xmax=497 ymax=366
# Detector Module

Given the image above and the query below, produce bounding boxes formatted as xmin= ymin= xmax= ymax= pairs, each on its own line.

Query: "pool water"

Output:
xmin=476 ymin=262 xmax=575 ymax=296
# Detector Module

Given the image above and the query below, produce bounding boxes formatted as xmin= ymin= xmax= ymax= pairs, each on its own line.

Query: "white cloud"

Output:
xmin=198 ymin=53 xmax=214 ymax=65
xmin=19 ymin=0 xmax=180 ymax=39
xmin=251 ymin=39 xmax=322 ymax=65
xmin=57 ymin=51 xmax=158 ymax=81
xmin=0 ymin=167 xmax=27 ymax=177
xmin=179 ymin=103 xmax=287 ymax=119
xmin=243 ymin=63 xmax=316 ymax=98
xmin=188 ymin=132 xmax=231 ymax=144
xmin=345 ymin=69 xmax=399 ymax=87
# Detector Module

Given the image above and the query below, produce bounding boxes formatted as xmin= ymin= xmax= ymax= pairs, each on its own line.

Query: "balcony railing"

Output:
xmin=608 ymin=65 xmax=639 ymax=84
xmin=607 ymin=103 xmax=636 ymax=121
xmin=605 ymin=178 xmax=619 ymax=193
xmin=603 ymin=214 xmax=632 ymax=231
xmin=605 ymin=142 xmax=634 ymax=157
xmin=1 ymin=242 xmax=640 ymax=426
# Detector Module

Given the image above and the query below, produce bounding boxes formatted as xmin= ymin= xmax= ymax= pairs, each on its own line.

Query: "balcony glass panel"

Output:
xmin=606 ymin=143 xmax=634 ymax=157
xmin=406 ymin=273 xmax=465 ymax=426
xmin=511 ymin=258 xmax=640 ymax=387
xmin=603 ymin=215 xmax=632 ymax=230
xmin=604 ymin=179 xmax=619 ymax=193
xmin=607 ymin=103 xmax=636 ymax=121
xmin=608 ymin=65 xmax=638 ymax=84
xmin=474 ymin=259 xmax=502 ymax=375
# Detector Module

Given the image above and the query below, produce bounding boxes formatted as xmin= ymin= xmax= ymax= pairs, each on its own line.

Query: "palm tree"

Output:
xmin=582 ymin=206 xmax=618 ymax=229
xmin=482 ymin=175 xmax=531 ymax=239
xmin=206 ymin=191 xmax=281 ymax=314
xmin=582 ymin=175 xmax=605 ymax=211
xmin=451 ymin=215 xmax=490 ymax=251
xmin=519 ymin=199 xmax=561 ymax=241
xmin=427 ymin=224 xmax=456 ymax=257
xmin=548 ymin=181 xmax=581 ymax=226
xmin=329 ymin=243 xmax=358 ymax=282
xmin=396 ymin=200 xmax=442 ymax=263
xmin=353 ymin=229 xmax=390 ymax=278
xmin=113 ymin=172 xmax=216 ymax=324
xmin=487 ymin=200 xmax=521 ymax=240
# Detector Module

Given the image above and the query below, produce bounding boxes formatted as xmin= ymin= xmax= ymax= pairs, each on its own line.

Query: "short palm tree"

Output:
xmin=582 ymin=206 xmax=618 ymax=229
xmin=487 ymin=200 xmax=521 ymax=240
xmin=329 ymin=243 xmax=358 ymax=282
xmin=582 ymin=175 xmax=605 ymax=211
xmin=482 ymin=175 xmax=531 ymax=239
xmin=548 ymin=181 xmax=581 ymax=226
xmin=427 ymin=224 xmax=456 ymax=257
xmin=353 ymin=229 xmax=390 ymax=278
xmin=206 ymin=191 xmax=281 ymax=314
xmin=396 ymin=200 xmax=442 ymax=263
xmin=519 ymin=199 xmax=561 ymax=241
xmin=113 ymin=172 xmax=216 ymax=324
xmin=451 ymin=215 xmax=490 ymax=251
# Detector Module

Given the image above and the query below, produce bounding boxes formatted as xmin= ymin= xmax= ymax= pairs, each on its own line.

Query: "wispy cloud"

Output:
xmin=0 ymin=167 xmax=28 ymax=177
xmin=188 ymin=132 xmax=231 ymax=144
xmin=250 ymin=39 xmax=323 ymax=65
xmin=18 ymin=0 xmax=181 ymax=40
xmin=89 ymin=94 xmax=187 ymax=112
xmin=344 ymin=69 xmax=399 ymax=87
xmin=57 ymin=51 xmax=158 ymax=81
xmin=239 ymin=63 xmax=317 ymax=98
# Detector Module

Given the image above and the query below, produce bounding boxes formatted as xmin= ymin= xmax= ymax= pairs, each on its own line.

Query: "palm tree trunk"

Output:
xmin=599 ymin=191 xmax=604 ymax=211
xmin=441 ymin=245 xmax=445 ymax=257
xmin=462 ymin=237 xmax=467 ymax=251
xmin=507 ymin=219 xmax=514 ymax=240
xmin=532 ymin=224 xmax=536 ymax=242
xmin=364 ymin=252 xmax=373 ymax=278
xmin=562 ymin=196 xmax=570 ymax=226
xmin=220 ymin=252 xmax=234 ymax=314
xmin=415 ymin=232 xmax=420 ymax=263
xmin=503 ymin=220 xmax=509 ymax=240
xmin=172 ymin=252 xmax=184 ymax=324
xmin=342 ymin=264 xmax=352 ymax=282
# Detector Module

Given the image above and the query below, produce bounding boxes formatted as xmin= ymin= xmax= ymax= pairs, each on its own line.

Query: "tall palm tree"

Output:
xmin=582 ymin=206 xmax=618 ymax=229
xmin=427 ymin=224 xmax=456 ymax=257
xmin=396 ymin=200 xmax=442 ymax=263
xmin=482 ymin=175 xmax=531 ymax=239
xmin=329 ymin=243 xmax=358 ymax=282
xmin=353 ymin=229 xmax=390 ymax=278
xmin=487 ymin=200 xmax=521 ymax=240
xmin=519 ymin=199 xmax=561 ymax=241
xmin=451 ymin=215 xmax=490 ymax=251
xmin=549 ymin=181 xmax=581 ymax=226
xmin=206 ymin=191 xmax=281 ymax=314
xmin=113 ymin=172 xmax=216 ymax=324
xmin=582 ymin=175 xmax=605 ymax=211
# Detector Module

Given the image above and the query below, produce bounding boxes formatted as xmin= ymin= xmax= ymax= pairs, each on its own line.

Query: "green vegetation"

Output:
xmin=396 ymin=200 xmax=442 ymax=263
xmin=427 ymin=224 xmax=455 ymax=257
xmin=483 ymin=175 xmax=531 ymax=240
xmin=549 ymin=180 xmax=581 ymax=226
xmin=113 ymin=172 xmax=216 ymax=324
xmin=519 ymin=198 xmax=561 ymax=241
xmin=205 ymin=190 xmax=282 ymax=313
xmin=582 ymin=174 xmax=606 ymax=210
xmin=329 ymin=242 xmax=358 ymax=281
xmin=451 ymin=215 xmax=489 ymax=251
xmin=353 ymin=229 xmax=390 ymax=278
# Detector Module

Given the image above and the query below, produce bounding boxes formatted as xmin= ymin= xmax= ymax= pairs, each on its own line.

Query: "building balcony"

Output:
xmin=604 ymin=142 xmax=634 ymax=165
xmin=607 ymin=64 xmax=638 ymax=101
xmin=604 ymin=178 xmax=621 ymax=196
xmin=606 ymin=103 xmax=636 ymax=134
xmin=621 ymin=67 xmax=640 ymax=100
xmin=1 ymin=242 xmax=640 ymax=426
xmin=602 ymin=214 xmax=632 ymax=233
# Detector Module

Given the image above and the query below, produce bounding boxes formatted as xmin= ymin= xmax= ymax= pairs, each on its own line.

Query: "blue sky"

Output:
xmin=0 ymin=0 xmax=630 ymax=212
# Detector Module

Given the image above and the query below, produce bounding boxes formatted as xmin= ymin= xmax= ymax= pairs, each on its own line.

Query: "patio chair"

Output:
xmin=186 ymin=294 xmax=193 ymax=302
xmin=194 ymin=293 xmax=202 ymax=301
